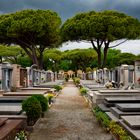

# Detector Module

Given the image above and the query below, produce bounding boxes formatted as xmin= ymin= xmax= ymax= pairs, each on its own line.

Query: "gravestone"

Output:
xmin=103 ymin=68 xmax=109 ymax=84
xmin=20 ymin=68 xmax=28 ymax=87
xmin=1 ymin=63 xmax=13 ymax=92
xmin=11 ymin=64 xmax=21 ymax=88
xmin=134 ymin=60 xmax=140 ymax=87
xmin=58 ymin=70 xmax=64 ymax=80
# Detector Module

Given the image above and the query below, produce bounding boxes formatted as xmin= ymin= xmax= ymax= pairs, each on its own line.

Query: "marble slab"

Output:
xmin=116 ymin=103 xmax=140 ymax=112
xmin=121 ymin=115 xmax=140 ymax=129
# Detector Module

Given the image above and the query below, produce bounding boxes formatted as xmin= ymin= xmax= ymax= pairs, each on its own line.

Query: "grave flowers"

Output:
xmin=15 ymin=130 xmax=28 ymax=140
xmin=105 ymin=81 xmax=113 ymax=89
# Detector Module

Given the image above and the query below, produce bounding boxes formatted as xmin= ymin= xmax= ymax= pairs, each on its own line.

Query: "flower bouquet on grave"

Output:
xmin=15 ymin=130 xmax=28 ymax=140
xmin=105 ymin=81 xmax=113 ymax=89
xmin=95 ymin=79 xmax=101 ymax=84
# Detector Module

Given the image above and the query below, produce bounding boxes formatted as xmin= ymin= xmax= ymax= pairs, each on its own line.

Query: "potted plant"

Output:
xmin=54 ymin=85 xmax=62 ymax=92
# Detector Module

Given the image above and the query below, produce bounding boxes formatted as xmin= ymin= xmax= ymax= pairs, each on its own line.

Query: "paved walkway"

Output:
xmin=29 ymin=81 xmax=112 ymax=140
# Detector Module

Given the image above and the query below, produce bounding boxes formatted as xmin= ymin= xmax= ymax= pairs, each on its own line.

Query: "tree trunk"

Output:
xmin=102 ymin=41 xmax=110 ymax=68
xmin=102 ymin=47 xmax=108 ymax=68
xmin=0 ymin=57 xmax=2 ymax=63
xmin=38 ymin=52 xmax=43 ymax=70
xmin=97 ymin=50 xmax=102 ymax=69
xmin=91 ymin=40 xmax=102 ymax=69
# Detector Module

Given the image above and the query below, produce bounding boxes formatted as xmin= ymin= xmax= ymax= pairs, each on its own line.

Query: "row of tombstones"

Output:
xmin=0 ymin=63 xmax=65 ymax=92
xmin=77 ymin=60 xmax=140 ymax=88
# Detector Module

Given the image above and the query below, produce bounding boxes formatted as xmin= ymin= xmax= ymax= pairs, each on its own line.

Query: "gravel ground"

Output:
xmin=29 ymin=81 xmax=112 ymax=140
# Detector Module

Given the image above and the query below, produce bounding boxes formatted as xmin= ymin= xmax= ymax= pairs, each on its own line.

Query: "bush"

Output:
xmin=74 ymin=78 xmax=80 ymax=84
xmin=93 ymin=106 xmax=110 ymax=128
xmin=54 ymin=85 xmax=62 ymax=91
xmin=80 ymin=88 xmax=87 ymax=96
xmin=32 ymin=94 xmax=48 ymax=112
xmin=22 ymin=96 xmax=42 ymax=125
xmin=93 ymin=106 xmax=134 ymax=140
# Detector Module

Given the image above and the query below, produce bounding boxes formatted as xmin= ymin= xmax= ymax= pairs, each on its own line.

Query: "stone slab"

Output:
xmin=106 ymin=112 xmax=119 ymax=122
xmin=0 ymin=105 xmax=22 ymax=115
xmin=20 ymin=87 xmax=51 ymax=90
xmin=0 ymin=119 xmax=24 ymax=140
xmin=103 ymin=100 xmax=115 ymax=107
xmin=121 ymin=116 xmax=140 ymax=129
xmin=119 ymin=120 xmax=140 ymax=140
xmin=110 ymin=107 xmax=140 ymax=119
xmin=105 ymin=97 xmax=140 ymax=103
xmin=3 ymin=91 xmax=46 ymax=96
xmin=0 ymin=118 xmax=8 ymax=127
xmin=99 ymin=90 xmax=140 ymax=94
xmin=0 ymin=96 xmax=27 ymax=103
xmin=97 ymin=104 xmax=110 ymax=112
xmin=116 ymin=103 xmax=140 ymax=112
xmin=0 ymin=115 xmax=27 ymax=119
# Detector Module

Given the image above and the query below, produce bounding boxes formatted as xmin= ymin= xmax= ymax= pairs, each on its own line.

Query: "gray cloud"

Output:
xmin=0 ymin=0 xmax=140 ymax=21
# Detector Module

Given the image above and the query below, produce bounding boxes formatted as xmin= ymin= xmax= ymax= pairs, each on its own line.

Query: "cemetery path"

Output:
xmin=29 ymin=81 xmax=112 ymax=140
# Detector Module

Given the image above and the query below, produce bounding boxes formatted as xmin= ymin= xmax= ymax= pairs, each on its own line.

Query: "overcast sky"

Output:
xmin=0 ymin=0 xmax=140 ymax=54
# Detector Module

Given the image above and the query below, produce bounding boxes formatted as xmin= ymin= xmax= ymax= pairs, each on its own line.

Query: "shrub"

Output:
xmin=54 ymin=85 xmax=62 ymax=91
xmin=74 ymin=78 xmax=80 ymax=84
xmin=80 ymin=88 xmax=87 ymax=96
xmin=32 ymin=94 xmax=48 ymax=112
xmin=22 ymin=96 xmax=42 ymax=125
xmin=93 ymin=106 xmax=134 ymax=140
xmin=93 ymin=106 xmax=110 ymax=128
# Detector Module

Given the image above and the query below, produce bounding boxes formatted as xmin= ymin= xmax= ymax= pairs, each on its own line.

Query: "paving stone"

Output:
xmin=116 ymin=103 xmax=140 ymax=112
xmin=121 ymin=116 xmax=140 ymax=129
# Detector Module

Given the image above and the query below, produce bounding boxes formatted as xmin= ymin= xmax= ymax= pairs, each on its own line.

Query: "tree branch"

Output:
xmin=109 ymin=39 xmax=128 ymax=48
xmin=91 ymin=40 xmax=98 ymax=52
